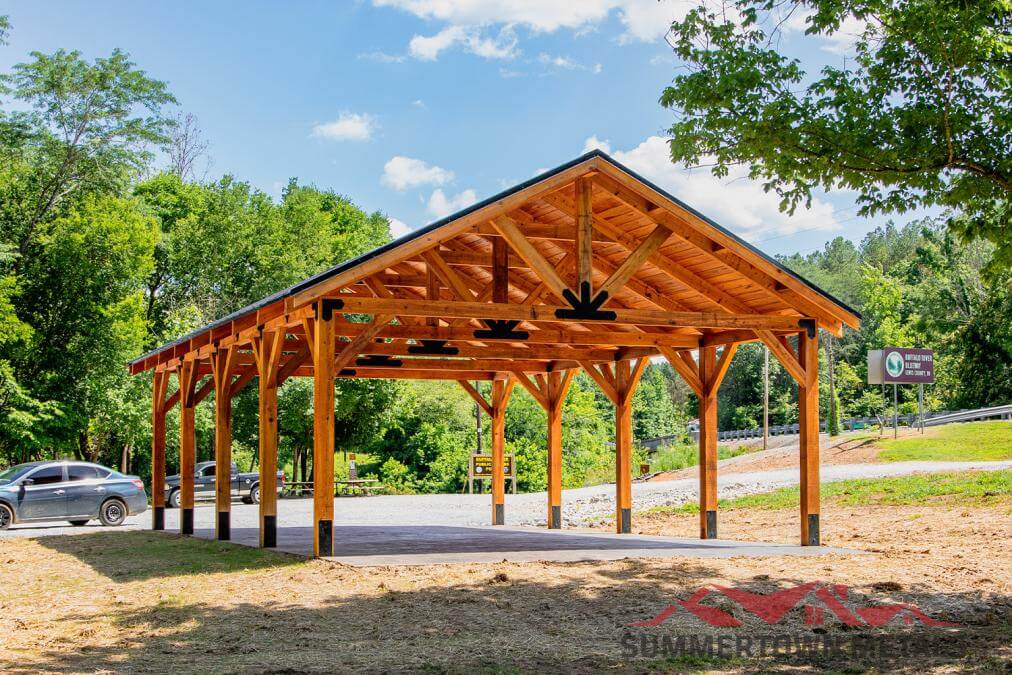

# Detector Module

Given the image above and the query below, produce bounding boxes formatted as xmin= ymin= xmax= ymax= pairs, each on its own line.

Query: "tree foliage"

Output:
xmin=661 ymin=0 xmax=1010 ymax=267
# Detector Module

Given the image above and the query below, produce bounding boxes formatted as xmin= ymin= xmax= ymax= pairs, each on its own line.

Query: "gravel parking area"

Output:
xmin=3 ymin=460 xmax=1008 ymax=540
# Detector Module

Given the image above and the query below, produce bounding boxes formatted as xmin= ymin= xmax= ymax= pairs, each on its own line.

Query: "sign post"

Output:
xmin=868 ymin=348 xmax=935 ymax=438
xmin=469 ymin=453 xmax=516 ymax=495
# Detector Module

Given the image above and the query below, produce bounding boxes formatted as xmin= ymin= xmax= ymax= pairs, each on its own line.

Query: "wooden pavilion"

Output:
xmin=129 ymin=150 xmax=859 ymax=557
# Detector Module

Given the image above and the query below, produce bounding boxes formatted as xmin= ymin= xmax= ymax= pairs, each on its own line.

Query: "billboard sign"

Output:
xmin=868 ymin=348 xmax=935 ymax=384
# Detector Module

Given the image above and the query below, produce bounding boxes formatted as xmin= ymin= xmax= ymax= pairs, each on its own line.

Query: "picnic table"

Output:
xmin=280 ymin=478 xmax=384 ymax=498
xmin=336 ymin=478 xmax=383 ymax=496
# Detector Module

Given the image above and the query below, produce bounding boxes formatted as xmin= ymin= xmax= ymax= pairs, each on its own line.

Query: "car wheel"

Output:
xmin=0 ymin=503 xmax=12 ymax=530
xmin=99 ymin=499 xmax=127 ymax=527
xmin=168 ymin=489 xmax=181 ymax=509
xmin=69 ymin=520 xmax=89 ymax=527
xmin=250 ymin=484 xmax=260 ymax=504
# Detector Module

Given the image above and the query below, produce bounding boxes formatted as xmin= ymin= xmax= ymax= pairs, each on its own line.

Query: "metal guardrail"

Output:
xmin=640 ymin=404 xmax=1012 ymax=450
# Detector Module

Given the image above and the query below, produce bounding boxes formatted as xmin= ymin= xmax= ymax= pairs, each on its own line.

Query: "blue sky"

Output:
xmin=3 ymin=1 xmax=910 ymax=257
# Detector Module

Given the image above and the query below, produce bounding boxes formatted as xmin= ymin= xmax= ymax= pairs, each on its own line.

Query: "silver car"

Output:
xmin=0 ymin=460 xmax=148 ymax=529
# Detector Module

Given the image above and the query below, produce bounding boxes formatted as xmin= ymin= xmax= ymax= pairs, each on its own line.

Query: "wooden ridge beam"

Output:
xmin=330 ymin=296 xmax=812 ymax=332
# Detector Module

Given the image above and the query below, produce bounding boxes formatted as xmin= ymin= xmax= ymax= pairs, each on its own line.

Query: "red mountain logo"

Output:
xmin=630 ymin=582 xmax=957 ymax=628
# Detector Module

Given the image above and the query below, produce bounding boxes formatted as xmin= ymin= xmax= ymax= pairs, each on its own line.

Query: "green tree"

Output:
xmin=662 ymin=0 xmax=1010 ymax=267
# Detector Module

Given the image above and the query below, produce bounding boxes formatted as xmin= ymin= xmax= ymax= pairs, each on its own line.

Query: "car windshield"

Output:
xmin=0 ymin=463 xmax=35 ymax=485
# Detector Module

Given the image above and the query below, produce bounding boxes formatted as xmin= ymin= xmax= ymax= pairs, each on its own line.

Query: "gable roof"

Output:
xmin=129 ymin=149 xmax=859 ymax=374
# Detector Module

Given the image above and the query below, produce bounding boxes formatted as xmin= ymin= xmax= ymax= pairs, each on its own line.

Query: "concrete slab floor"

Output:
xmin=186 ymin=525 xmax=861 ymax=567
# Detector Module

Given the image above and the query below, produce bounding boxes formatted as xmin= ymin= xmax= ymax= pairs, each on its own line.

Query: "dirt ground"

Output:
xmin=649 ymin=433 xmax=889 ymax=482
xmin=1 ymin=495 xmax=1009 ymax=674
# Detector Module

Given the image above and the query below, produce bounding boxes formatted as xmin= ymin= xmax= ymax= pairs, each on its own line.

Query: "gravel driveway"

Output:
xmin=2 ymin=460 xmax=1008 ymax=538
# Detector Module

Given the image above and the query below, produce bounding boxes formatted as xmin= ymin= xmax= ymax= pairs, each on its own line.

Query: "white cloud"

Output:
xmin=537 ymin=53 xmax=602 ymax=74
xmin=373 ymin=1 xmax=695 ymax=57
xmin=607 ymin=136 xmax=841 ymax=240
xmin=310 ymin=112 xmax=378 ymax=141
xmin=357 ymin=51 xmax=407 ymax=63
xmin=381 ymin=156 xmax=455 ymax=190
xmin=582 ymin=135 xmax=611 ymax=154
xmin=427 ymin=188 xmax=477 ymax=218
xmin=388 ymin=217 xmax=413 ymax=238
xmin=409 ymin=25 xmax=518 ymax=60
xmin=411 ymin=99 xmax=426 ymax=108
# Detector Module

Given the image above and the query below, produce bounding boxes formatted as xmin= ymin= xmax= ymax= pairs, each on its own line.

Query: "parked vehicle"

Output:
xmin=0 ymin=461 xmax=147 ymax=529
xmin=164 ymin=461 xmax=283 ymax=508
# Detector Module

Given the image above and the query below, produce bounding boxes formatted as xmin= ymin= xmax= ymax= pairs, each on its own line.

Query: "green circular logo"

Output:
xmin=885 ymin=351 xmax=904 ymax=378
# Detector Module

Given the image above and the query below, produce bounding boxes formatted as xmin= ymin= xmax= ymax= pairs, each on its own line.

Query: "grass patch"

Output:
xmin=34 ymin=530 xmax=303 ymax=582
xmin=875 ymin=421 xmax=1012 ymax=462
xmin=644 ymin=470 xmax=1012 ymax=515
xmin=648 ymin=442 xmax=753 ymax=473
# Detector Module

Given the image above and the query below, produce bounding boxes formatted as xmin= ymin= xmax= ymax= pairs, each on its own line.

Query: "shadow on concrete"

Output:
xmin=33 ymin=529 xmax=301 ymax=582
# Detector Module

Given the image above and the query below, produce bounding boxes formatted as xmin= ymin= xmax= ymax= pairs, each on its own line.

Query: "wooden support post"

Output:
xmin=575 ymin=176 xmax=594 ymax=296
xmin=697 ymin=343 xmax=737 ymax=539
xmin=178 ymin=359 xmax=197 ymax=536
xmin=798 ymin=329 xmax=820 ymax=545
xmin=312 ymin=301 xmax=336 ymax=557
xmin=150 ymin=371 xmax=169 ymax=531
xmin=211 ymin=345 xmax=237 ymax=541
xmin=698 ymin=346 xmax=718 ymax=539
xmin=545 ymin=370 xmax=575 ymax=528
xmin=613 ymin=358 xmax=647 ymax=533
xmin=490 ymin=378 xmax=514 ymax=525
xmin=253 ymin=330 xmax=284 ymax=548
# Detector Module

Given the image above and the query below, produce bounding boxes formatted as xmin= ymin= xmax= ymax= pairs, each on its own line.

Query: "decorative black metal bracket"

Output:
xmin=407 ymin=340 xmax=459 ymax=356
xmin=338 ymin=368 xmax=356 ymax=377
xmin=555 ymin=282 xmax=616 ymax=321
xmin=798 ymin=318 xmax=817 ymax=339
xmin=473 ymin=319 xmax=529 ymax=340
xmin=319 ymin=298 xmax=345 ymax=321
xmin=356 ymin=354 xmax=402 ymax=368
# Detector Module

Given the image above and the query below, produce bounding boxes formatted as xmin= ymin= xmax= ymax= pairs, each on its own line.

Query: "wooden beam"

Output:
xmin=491 ymin=215 xmax=572 ymax=302
xmin=333 ymin=315 xmax=395 ymax=373
xmin=579 ymin=360 xmax=619 ymax=406
xmin=332 ymin=296 xmax=813 ymax=332
xmin=757 ymin=329 xmax=805 ymax=384
xmin=178 ymin=358 xmax=197 ymax=536
xmin=575 ymin=177 xmax=594 ymax=295
xmin=312 ymin=301 xmax=336 ymax=558
xmin=596 ymin=224 xmax=671 ymax=304
xmin=491 ymin=236 xmax=510 ymax=305
xmin=252 ymin=329 xmax=284 ymax=548
xmin=490 ymin=377 xmax=515 ymax=525
xmin=546 ymin=369 xmax=575 ymax=529
xmin=511 ymin=371 xmax=548 ymax=409
xmin=457 ymin=380 xmax=493 ymax=417
xmin=659 ymin=346 xmax=703 ymax=397
xmin=211 ymin=344 xmax=239 ymax=541
xmin=698 ymin=345 xmax=718 ymax=539
xmin=707 ymin=343 xmax=739 ymax=397
xmin=798 ymin=329 xmax=820 ymax=546
xmin=150 ymin=371 xmax=169 ymax=531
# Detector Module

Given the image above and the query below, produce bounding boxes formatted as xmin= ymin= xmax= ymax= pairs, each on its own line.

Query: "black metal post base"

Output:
xmin=704 ymin=510 xmax=717 ymax=539
xmin=181 ymin=507 xmax=194 ymax=535
xmin=549 ymin=505 xmax=562 ymax=529
xmin=493 ymin=503 xmax=505 ymax=525
xmin=152 ymin=506 xmax=164 ymax=531
xmin=316 ymin=519 xmax=333 ymax=557
xmin=806 ymin=514 xmax=820 ymax=546
xmin=619 ymin=507 xmax=631 ymax=534
xmin=216 ymin=511 xmax=230 ymax=540
xmin=262 ymin=515 xmax=277 ymax=548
